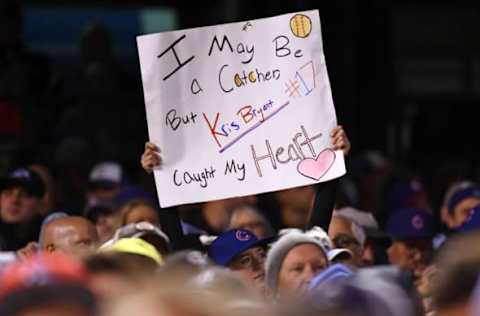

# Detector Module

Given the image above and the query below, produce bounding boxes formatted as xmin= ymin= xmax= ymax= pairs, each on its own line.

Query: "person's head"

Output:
xmin=329 ymin=207 xmax=384 ymax=267
xmin=433 ymin=232 xmax=480 ymax=316
xmin=120 ymin=199 xmax=159 ymax=226
xmin=85 ymin=203 xmax=122 ymax=243
xmin=0 ymin=285 xmax=97 ymax=316
xmin=0 ymin=253 xmax=96 ymax=316
xmin=86 ymin=161 xmax=124 ymax=207
xmin=188 ymin=266 xmax=254 ymax=302
xmin=39 ymin=216 xmax=99 ymax=259
xmin=386 ymin=208 xmax=434 ymax=277
xmin=106 ymin=274 xmax=272 ymax=316
xmin=93 ymin=238 xmax=162 ymax=300
xmin=159 ymin=250 xmax=212 ymax=284
xmin=275 ymin=187 xmax=315 ymax=228
xmin=85 ymin=249 xmax=159 ymax=302
xmin=229 ymin=205 xmax=273 ymax=239
xmin=309 ymin=266 xmax=419 ymax=316
xmin=104 ymin=221 xmax=170 ymax=256
xmin=441 ymin=181 xmax=480 ymax=229
xmin=0 ymin=168 xmax=45 ymax=224
xmin=329 ymin=216 xmax=363 ymax=266
xmin=266 ymin=231 xmax=328 ymax=298
xmin=208 ymin=229 xmax=270 ymax=295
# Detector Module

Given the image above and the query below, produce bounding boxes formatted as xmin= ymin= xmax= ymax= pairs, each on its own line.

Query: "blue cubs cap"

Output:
xmin=207 ymin=229 xmax=271 ymax=266
xmin=386 ymin=208 xmax=434 ymax=239
xmin=456 ymin=205 xmax=480 ymax=234
xmin=447 ymin=186 xmax=480 ymax=215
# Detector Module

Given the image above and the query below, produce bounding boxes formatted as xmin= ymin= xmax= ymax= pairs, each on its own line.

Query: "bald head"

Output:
xmin=40 ymin=216 xmax=99 ymax=258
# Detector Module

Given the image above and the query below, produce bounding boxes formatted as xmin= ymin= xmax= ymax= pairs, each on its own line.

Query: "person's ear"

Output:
xmin=440 ymin=206 xmax=454 ymax=227
xmin=45 ymin=244 xmax=55 ymax=253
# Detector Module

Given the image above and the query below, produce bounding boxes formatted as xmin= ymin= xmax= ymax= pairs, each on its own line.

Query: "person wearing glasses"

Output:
xmin=328 ymin=206 xmax=389 ymax=267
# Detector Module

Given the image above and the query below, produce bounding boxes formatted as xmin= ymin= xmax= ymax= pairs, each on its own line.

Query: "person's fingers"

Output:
xmin=17 ymin=242 xmax=38 ymax=261
xmin=145 ymin=141 xmax=154 ymax=150
xmin=27 ymin=242 xmax=38 ymax=251
xmin=333 ymin=140 xmax=346 ymax=150
xmin=330 ymin=125 xmax=343 ymax=138
xmin=142 ymin=162 xmax=154 ymax=174
xmin=343 ymin=141 xmax=351 ymax=156
xmin=333 ymin=130 xmax=345 ymax=141
xmin=145 ymin=152 xmax=162 ymax=164
xmin=141 ymin=153 xmax=162 ymax=172
xmin=141 ymin=155 xmax=153 ymax=172
xmin=142 ymin=151 xmax=161 ymax=162
xmin=143 ymin=156 xmax=161 ymax=168
xmin=332 ymin=133 xmax=345 ymax=145
xmin=145 ymin=142 xmax=160 ymax=152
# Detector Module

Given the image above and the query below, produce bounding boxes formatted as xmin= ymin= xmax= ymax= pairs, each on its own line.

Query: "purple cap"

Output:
xmin=207 ymin=229 xmax=271 ymax=266
xmin=386 ymin=208 xmax=434 ymax=239
xmin=447 ymin=186 xmax=480 ymax=215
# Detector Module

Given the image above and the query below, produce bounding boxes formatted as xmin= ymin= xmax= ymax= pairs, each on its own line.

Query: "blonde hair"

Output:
xmin=119 ymin=199 xmax=157 ymax=226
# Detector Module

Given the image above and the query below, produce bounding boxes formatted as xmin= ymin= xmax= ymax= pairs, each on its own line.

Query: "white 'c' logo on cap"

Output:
xmin=235 ymin=230 xmax=251 ymax=241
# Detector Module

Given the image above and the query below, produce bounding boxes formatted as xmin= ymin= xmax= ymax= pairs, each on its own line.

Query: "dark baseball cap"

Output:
xmin=455 ymin=205 xmax=480 ymax=234
xmin=0 ymin=168 xmax=45 ymax=198
xmin=386 ymin=208 xmax=434 ymax=239
xmin=207 ymin=229 xmax=273 ymax=266
xmin=447 ymin=186 xmax=480 ymax=215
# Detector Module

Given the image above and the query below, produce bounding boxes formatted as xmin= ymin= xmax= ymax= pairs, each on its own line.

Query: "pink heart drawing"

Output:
xmin=297 ymin=149 xmax=336 ymax=181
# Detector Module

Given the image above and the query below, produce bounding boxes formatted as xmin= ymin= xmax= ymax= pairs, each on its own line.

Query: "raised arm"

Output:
xmin=308 ymin=125 xmax=350 ymax=230
xmin=140 ymin=141 xmax=204 ymax=251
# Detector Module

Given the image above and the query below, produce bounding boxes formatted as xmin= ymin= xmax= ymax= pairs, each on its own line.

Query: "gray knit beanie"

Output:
xmin=265 ymin=231 xmax=328 ymax=293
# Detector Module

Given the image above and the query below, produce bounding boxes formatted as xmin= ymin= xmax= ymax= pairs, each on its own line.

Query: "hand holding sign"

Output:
xmin=137 ymin=10 xmax=346 ymax=207
xmin=141 ymin=142 xmax=162 ymax=174
xmin=330 ymin=126 xmax=351 ymax=156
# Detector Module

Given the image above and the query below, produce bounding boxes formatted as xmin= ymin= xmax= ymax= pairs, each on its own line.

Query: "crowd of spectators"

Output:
xmin=2 ymin=2 xmax=480 ymax=316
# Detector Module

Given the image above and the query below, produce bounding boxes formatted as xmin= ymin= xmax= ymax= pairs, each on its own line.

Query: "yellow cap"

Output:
xmin=105 ymin=237 xmax=163 ymax=264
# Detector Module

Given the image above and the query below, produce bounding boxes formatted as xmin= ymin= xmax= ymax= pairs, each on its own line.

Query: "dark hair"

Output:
xmin=85 ymin=252 xmax=158 ymax=277
xmin=0 ymin=283 xmax=97 ymax=316
xmin=433 ymin=232 xmax=480 ymax=309
xmin=84 ymin=204 xmax=115 ymax=224
xmin=119 ymin=199 xmax=158 ymax=225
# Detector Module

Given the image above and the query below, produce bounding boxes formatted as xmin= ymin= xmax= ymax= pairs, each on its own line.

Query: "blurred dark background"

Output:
xmin=1 ymin=0 xmax=479 ymax=212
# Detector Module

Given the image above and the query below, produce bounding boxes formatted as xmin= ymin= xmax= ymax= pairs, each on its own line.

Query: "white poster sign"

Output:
xmin=137 ymin=10 xmax=346 ymax=207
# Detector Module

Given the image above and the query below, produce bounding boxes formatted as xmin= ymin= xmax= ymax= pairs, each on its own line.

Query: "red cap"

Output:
xmin=0 ymin=253 xmax=88 ymax=298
